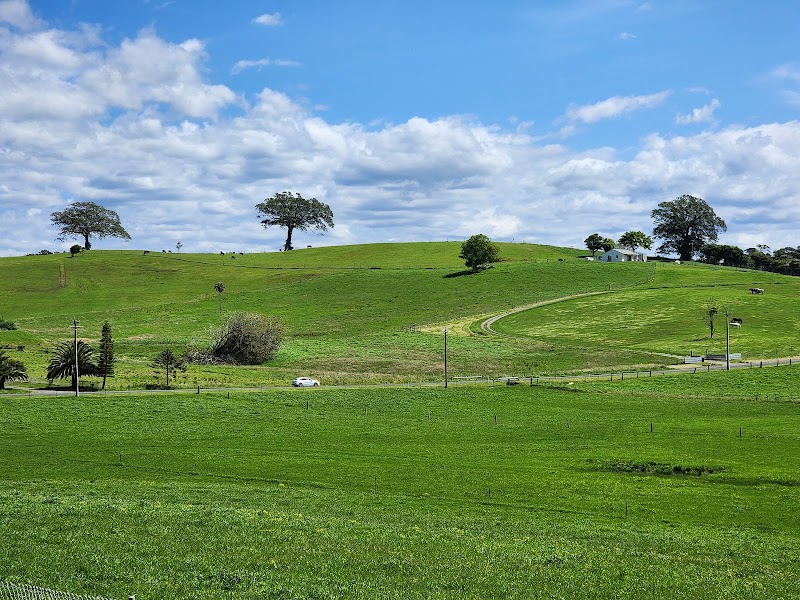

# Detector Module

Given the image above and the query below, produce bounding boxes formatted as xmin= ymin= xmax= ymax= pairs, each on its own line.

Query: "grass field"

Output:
xmin=3 ymin=243 xmax=797 ymax=389
xmin=2 ymin=366 xmax=799 ymax=598
xmin=3 ymin=243 xmax=800 ymax=598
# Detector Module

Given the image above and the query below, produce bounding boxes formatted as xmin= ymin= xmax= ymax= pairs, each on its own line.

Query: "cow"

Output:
xmin=749 ymin=287 xmax=764 ymax=294
xmin=730 ymin=317 xmax=743 ymax=326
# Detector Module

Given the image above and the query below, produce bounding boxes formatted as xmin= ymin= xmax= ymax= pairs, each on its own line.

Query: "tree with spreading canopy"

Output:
xmin=0 ymin=350 xmax=28 ymax=390
xmin=617 ymin=231 xmax=653 ymax=253
xmin=602 ymin=237 xmax=617 ymax=252
xmin=460 ymin=234 xmax=500 ymax=273
xmin=651 ymin=195 xmax=726 ymax=261
xmin=584 ymin=233 xmax=604 ymax=256
xmin=51 ymin=201 xmax=131 ymax=250
xmin=256 ymin=192 xmax=334 ymax=252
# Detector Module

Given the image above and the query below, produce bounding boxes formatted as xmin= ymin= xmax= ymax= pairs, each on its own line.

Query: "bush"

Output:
xmin=0 ymin=318 xmax=16 ymax=331
xmin=189 ymin=312 xmax=284 ymax=365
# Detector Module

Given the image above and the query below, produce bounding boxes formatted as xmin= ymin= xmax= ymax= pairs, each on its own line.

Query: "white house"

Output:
xmin=597 ymin=249 xmax=647 ymax=262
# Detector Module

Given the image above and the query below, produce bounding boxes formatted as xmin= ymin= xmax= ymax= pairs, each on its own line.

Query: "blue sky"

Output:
xmin=1 ymin=0 xmax=800 ymax=255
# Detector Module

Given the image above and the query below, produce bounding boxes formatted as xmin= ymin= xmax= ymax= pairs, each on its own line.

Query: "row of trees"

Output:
xmin=1 ymin=313 xmax=285 ymax=392
xmin=584 ymin=231 xmax=653 ymax=256
xmin=51 ymin=192 xmax=336 ymax=253
xmin=586 ymin=195 xmax=726 ymax=261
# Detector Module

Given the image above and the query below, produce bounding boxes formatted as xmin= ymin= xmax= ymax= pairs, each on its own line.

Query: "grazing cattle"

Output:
xmin=749 ymin=287 xmax=764 ymax=294
xmin=730 ymin=322 xmax=741 ymax=328
xmin=143 ymin=250 xmax=149 ymax=255
xmin=730 ymin=317 xmax=743 ymax=327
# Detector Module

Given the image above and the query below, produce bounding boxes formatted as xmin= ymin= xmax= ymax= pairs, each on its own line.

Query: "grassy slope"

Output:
xmin=0 ymin=244 xmax=655 ymax=387
xmin=1 ymin=367 xmax=799 ymax=598
xmin=1 ymin=244 xmax=798 ymax=388
xmin=493 ymin=262 xmax=800 ymax=359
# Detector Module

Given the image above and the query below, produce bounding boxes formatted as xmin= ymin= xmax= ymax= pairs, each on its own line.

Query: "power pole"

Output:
xmin=444 ymin=328 xmax=448 ymax=388
xmin=72 ymin=319 xmax=82 ymax=396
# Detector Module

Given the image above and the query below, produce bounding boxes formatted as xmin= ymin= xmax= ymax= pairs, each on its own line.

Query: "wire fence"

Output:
xmin=0 ymin=581 xmax=127 ymax=600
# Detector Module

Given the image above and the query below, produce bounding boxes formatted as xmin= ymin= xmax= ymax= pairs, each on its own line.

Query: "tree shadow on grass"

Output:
xmin=443 ymin=269 xmax=475 ymax=278
xmin=443 ymin=266 xmax=492 ymax=279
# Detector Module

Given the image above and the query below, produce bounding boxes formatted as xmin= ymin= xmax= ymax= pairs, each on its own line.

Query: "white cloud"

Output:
xmin=618 ymin=32 xmax=636 ymax=40
xmin=231 ymin=57 xmax=301 ymax=75
xmin=0 ymin=0 xmax=41 ymax=30
xmin=566 ymin=91 xmax=671 ymax=124
xmin=2 ymin=11 xmax=800 ymax=256
xmin=78 ymin=30 xmax=237 ymax=118
xmin=252 ymin=13 xmax=283 ymax=26
xmin=676 ymin=98 xmax=721 ymax=125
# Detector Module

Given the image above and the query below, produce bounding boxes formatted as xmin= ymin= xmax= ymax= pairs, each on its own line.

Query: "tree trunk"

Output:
xmin=71 ymin=373 xmax=77 ymax=390
xmin=166 ymin=368 xmax=170 ymax=387
xmin=284 ymin=227 xmax=294 ymax=251
xmin=83 ymin=234 xmax=91 ymax=250
xmin=0 ymin=377 xmax=5 ymax=390
xmin=102 ymin=373 xmax=107 ymax=390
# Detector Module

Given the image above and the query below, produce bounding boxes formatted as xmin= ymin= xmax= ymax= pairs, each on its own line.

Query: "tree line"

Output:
xmin=584 ymin=194 xmax=799 ymax=274
xmin=0 ymin=312 xmax=284 ymax=392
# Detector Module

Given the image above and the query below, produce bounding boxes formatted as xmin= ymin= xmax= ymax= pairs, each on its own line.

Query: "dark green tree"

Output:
xmin=151 ymin=349 xmax=185 ymax=387
xmin=459 ymin=234 xmax=500 ymax=273
xmin=617 ymin=231 xmax=653 ymax=253
xmin=0 ymin=350 xmax=28 ymax=390
xmin=51 ymin=201 xmax=131 ymax=250
xmin=699 ymin=244 xmax=748 ymax=267
xmin=651 ymin=195 xmax=726 ymax=261
xmin=46 ymin=340 xmax=99 ymax=389
xmin=601 ymin=237 xmax=617 ymax=252
xmin=256 ymin=192 xmax=334 ymax=252
xmin=98 ymin=321 xmax=115 ymax=390
xmin=69 ymin=244 xmax=83 ymax=257
xmin=584 ymin=233 xmax=604 ymax=256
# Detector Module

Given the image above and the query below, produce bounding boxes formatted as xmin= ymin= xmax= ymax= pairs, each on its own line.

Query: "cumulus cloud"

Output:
xmin=566 ymin=91 xmax=671 ymax=124
xmin=676 ymin=99 xmax=720 ymax=125
xmin=618 ymin=32 xmax=636 ymax=40
xmin=2 ymin=4 xmax=800 ymax=256
xmin=252 ymin=13 xmax=283 ymax=26
xmin=0 ymin=0 xmax=41 ymax=30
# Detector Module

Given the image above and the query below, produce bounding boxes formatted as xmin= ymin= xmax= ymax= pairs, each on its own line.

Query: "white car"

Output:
xmin=291 ymin=376 xmax=320 ymax=387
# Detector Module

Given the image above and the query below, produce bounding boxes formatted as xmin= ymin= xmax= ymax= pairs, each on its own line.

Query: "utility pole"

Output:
xmin=725 ymin=310 xmax=730 ymax=371
xmin=72 ymin=319 xmax=82 ymax=396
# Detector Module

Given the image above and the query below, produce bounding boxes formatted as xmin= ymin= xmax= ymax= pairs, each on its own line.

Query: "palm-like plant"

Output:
xmin=0 ymin=350 xmax=28 ymax=389
xmin=46 ymin=340 xmax=99 ymax=389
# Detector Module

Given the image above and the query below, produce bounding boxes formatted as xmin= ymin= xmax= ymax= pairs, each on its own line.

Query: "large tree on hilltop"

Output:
xmin=460 ymin=234 xmax=500 ymax=273
xmin=256 ymin=192 xmax=334 ymax=252
xmin=651 ymin=195 xmax=726 ymax=261
xmin=50 ymin=201 xmax=131 ymax=250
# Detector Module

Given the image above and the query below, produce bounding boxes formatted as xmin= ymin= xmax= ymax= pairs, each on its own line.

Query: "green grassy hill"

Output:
xmin=1 ymin=243 xmax=797 ymax=389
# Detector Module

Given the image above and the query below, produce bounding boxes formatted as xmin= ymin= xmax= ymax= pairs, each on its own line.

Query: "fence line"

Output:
xmin=0 ymin=581 xmax=124 ymax=600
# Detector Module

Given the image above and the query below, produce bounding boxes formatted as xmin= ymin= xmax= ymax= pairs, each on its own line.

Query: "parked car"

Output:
xmin=291 ymin=376 xmax=320 ymax=387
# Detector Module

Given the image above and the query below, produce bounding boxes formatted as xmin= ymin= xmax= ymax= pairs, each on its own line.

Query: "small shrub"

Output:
xmin=0 ymin=318 xmax=16 ymax=331
xmin=189 ymin=312 xmax=284 ymax=365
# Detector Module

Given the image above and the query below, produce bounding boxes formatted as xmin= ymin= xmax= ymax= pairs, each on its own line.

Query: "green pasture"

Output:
xmin=1 ymin=244 xmax=798 ymax=389
xmin=2 ymin=366 xmax=800 ymax=598
xmin=0 ymin=244 xmax=656 ymax=387
xmin=493 ymin=263 xmax=799 ymax=360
